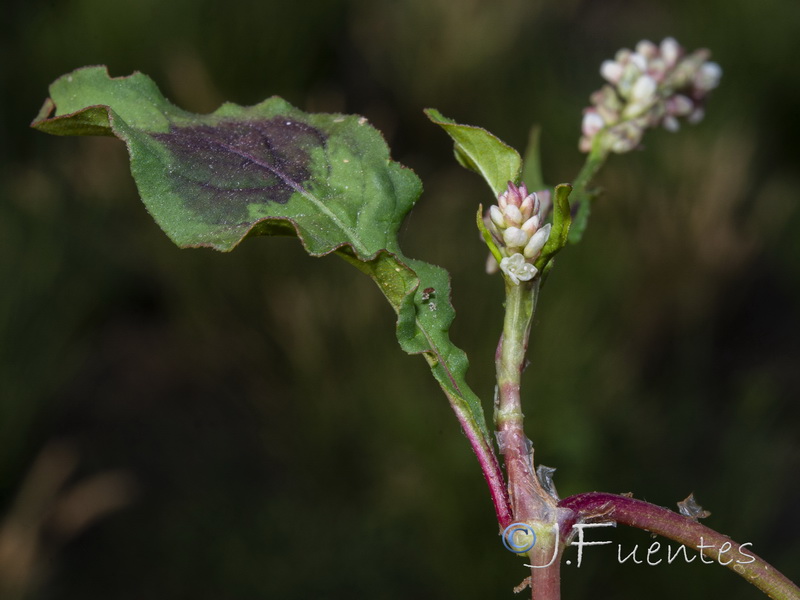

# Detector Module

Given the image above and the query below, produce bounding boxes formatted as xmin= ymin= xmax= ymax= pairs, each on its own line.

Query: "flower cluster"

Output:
xmin=486 ymin=183 xmax=551 ymax=285
xmin=579 ymin=38 xmax=722 ymax=153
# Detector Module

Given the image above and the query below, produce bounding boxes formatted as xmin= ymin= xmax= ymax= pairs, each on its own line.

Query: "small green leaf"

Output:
xmin=534 ymin=183 xmax=572 ymax=272
xmin=424 ymin=108 xmax=522 ymax=197
xmin=476 ymin=204 xmax=503 ymax=265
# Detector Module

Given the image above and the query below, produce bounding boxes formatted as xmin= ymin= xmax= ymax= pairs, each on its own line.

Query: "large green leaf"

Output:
xmin=33 ymin=67 xmax=418 ymax=256
xmin=32 ymin=66 xmax=495 ymax=446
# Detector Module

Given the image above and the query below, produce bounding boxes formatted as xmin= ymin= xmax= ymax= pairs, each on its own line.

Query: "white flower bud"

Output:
xmin=600 ymin=60 xmax=624 ymax=84
xmin=490 ymin=205 xmax=506 ymax=228
xmin=582 ymin=110 xmax=605 ymax=138
xmin=630 ymin=52 xmax=648 ymax=72
xmin=696 ymin=62 xmax=722 ymax=91
xmin=503 ymin=227 xmax=528 ymax=248
xmin=631 ymin=75 xmax=657 ymax=103
xmin=523 ymin=223 xmax=551 ymax=259
xmin=504 ymin=204 xmax=523 ymax=226
xmin=660 ymin=37 xmax=681 ymax=66
xmin=521 ymin=215 xmax=540 ymax=236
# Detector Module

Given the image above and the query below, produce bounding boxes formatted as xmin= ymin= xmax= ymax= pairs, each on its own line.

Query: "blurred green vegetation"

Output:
xmin=2 ymin=0 xmax=799 ymax=598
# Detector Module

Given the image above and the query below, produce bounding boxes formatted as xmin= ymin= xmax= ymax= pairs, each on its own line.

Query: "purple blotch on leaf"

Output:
xmin=152 ymin=118 xmax=327 ymax=224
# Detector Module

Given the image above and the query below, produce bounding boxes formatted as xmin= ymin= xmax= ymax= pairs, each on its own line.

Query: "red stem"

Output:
xmin=446 ymin=394 xmax=513 ymax=528
xmin=559 ymin=492 xmax=800 ymax=600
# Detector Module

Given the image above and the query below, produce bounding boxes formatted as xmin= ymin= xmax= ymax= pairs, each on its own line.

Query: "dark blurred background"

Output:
xmin=2 ymin=0 xmax=799 ymax=598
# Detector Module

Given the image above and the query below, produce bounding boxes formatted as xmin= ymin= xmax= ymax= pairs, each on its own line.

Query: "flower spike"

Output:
xmin=484 ymin=182 xmax=552 ymax=285
xmin=579 ymin=37 xmax=721 ymax=153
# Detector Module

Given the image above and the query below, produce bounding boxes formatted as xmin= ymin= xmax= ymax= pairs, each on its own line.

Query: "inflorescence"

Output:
xmin=486 ymin=183 xmax=551 ymax=285
xmin=580 ymin=38 xmax=721 ymax=154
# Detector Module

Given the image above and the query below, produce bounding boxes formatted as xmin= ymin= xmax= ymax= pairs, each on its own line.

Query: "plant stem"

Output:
xmin=429 ymin=373 xmax=513 ymax=528
xmin=567 ymin=142 xmax=609 ymax=244
xmin=560 ymin=492 xmax=800 ymax=600
xmin=338 ymin=249 xmax=514 ymax=528
xmin=496 ymin=279 xmax=544 ymax=518
xmin=495 ymin=278 xmax=563 ymax=599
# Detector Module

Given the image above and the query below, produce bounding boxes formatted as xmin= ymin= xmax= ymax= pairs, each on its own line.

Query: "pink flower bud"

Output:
xmin=519 ymin=193 xmax=535 ymax=219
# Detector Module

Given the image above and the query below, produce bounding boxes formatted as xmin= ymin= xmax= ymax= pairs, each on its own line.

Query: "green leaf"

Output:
xmin=32 ymin=67 xmax=418 ymax=257
xmin=534 ymin=183 xmax=572 ymax=272
xmin=424 ymin=108 xmax=522 ymax=197
xmin=32 ymin=66 xmax=495 ymax=447
xmin=476 ymin=204 xmax=503 ymax=265
xmin=342 ymin=252 xmax=491 ymax=441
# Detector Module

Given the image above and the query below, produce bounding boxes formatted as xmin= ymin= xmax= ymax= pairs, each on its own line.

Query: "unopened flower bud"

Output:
xmin=582 ymin=110 xmax=605 ymax=138
xmin=600 ymin=60 xmax=624 ymax=84
xmin=631 ymin=75 xmax=657 ymax=103
xmin=520 ymin=194 xmax=535 ymax=218
xmin=490 ymin=205 xmax=506 ymax=228
xmin=660 ymin=37 xmax=681 ymax=67
xmin=503 ymin=227 xmax=528 ymax=248
xmin=695 ymin=62 xmax=722 ymax=92
xmin=523 ymin=223 xmax=551 ymax=259
xmin=504 ymin=204 xmax=524 ymax=227
xmin=521 ymin=215 xmax=540 ymax=236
